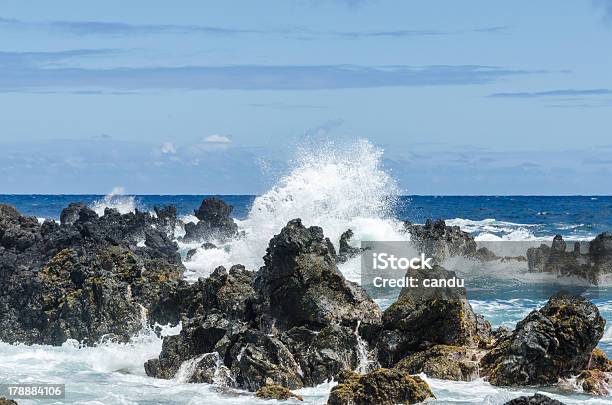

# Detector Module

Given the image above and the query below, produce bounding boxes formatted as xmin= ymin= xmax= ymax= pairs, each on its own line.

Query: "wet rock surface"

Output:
xmin=254 ymin=219 xmax=381 ymax=331
xmin=255 ymin=384 xmax=303 ymax=401
xmin=0 ymin=398 xmax=18 ymax=405
xmin=576 ymin=369 xmax=611 ymax=395
xmin=326 ymin=368 xmax=434 ymax=405
xmin=375 ymin=265 xmax=490 ymax=366
xmin=394 ymin=344 xmax=483 ymax=381
xmin=337 ymin=229 xmax=363 ymax=263
xmin=502 ymin=394 xmax=565 ymax=405
xmin=480 ymin=292 xmax=605 ymax=386
xmin=146 ymin=219 xmax=382 ymax=392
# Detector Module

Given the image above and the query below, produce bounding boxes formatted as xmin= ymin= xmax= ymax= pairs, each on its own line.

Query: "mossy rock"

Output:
xmin=327 ymin=368 xmax=434 ymax=405
xmin=255 ymin=384 xmax=303 ymax=401
xmin=589 ymin=348 xmax=612 ymax=372
xmin=577 ymin=369 xmax=611 ymax=395
xmin=97 ymin=246 xmax=142 ymax=280
xmin=41 ymin=248 xmax=79 ymax=280
xmin=395 ymin=345 xmax=482 ymax=381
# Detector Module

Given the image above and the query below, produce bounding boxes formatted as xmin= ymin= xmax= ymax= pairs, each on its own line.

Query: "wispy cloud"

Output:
xmin=0 ymin=49 xmax=117 ymax=67
xmin=0 ymin=16 xmax=263 ymax=36
xmin=327 ymin=25 xmax=510 ymax=39
xmin=489 ymin=89 xmax=612 ymax=98
xmin=247 ymin=102 xmax=327 ymax=110
xmin=0 ymin=52 xmax=541 ymax=92
xmin=0 ymin=15 xmax=508 ymax=39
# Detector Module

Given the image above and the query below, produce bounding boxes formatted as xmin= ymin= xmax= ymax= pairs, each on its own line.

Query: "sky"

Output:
xmin=1 ymin=0 xmax=611 ymax=195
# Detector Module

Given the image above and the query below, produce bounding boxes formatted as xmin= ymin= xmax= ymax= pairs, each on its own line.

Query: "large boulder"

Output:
xmin=376 ymin=265 xmax=490 ymax=366
xmin=183 ymin=198 xmax=238 ymax=242
xmin=327 ymin=369 xmax=434 ymax=405
xmin=480 ymin=292 xmax=605 ymax=386
xmin=253 ymin=219 xmax=381 ymax=331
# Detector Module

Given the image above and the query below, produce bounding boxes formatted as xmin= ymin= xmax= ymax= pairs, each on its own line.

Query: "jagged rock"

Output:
xmin=590 ymin=232 xmax=612 ymax=274
xmin=255 ymin=384 xmax=303 ymax=401
xmin=145 ymin=309 xmax=248 ymax=380
xmin=0 ymin=398 xmax=18 ymax=405
xmin=188 ymin=352 xmax=231 ymax=384
xmin=404 ymin=219 xmax=478 ymax=263
xmin=337 ymin=229 xmax=363 ymax=263
xmin=376 ymin=265 xmax=489 ymax=366
xmin=254 ymin=219 xmax=381 ymax=331
xmin=145 ymin=265 xmax=257 ymax=380
xmin=502 ymin=394 xmax=565 ymax=405
xmin=576 ymin=369 xmax=611 ymax=395
xmin=0 ymin=204 xmax=185 ymax=345
xmin=146 ymin=219 xmax=381 ymax=392
xmin=480 ymin=292 xmax=605 ymax=386
xmin=154 ymin=205 xmax=177 ymax=238
xmin=527 ymin=233 xmax=612 ymax=284
xmin=527 ymin=244 xmax=551 ymax=272
xmin=395 ymin=344 xmax=483 ymax=381
xmin=0 ymin=204 xmax=42 ymax=251
xmin=327 ymin=369 xmax=434 ymax=405
xmin=183 ymin=198 xmax=238 ymax=242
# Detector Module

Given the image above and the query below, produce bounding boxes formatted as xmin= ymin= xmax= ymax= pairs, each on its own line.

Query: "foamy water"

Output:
xmin=90 ymin=187 xmax=138 ymax=216
xmin=184 ymin=140 xmax=408 ymax=280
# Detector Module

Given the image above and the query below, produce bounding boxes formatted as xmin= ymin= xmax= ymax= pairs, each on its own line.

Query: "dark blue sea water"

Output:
xmin=2 ymin=195 xmax=611 ymax=239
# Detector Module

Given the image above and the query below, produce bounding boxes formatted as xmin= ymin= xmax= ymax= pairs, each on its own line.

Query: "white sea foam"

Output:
xmin=90 ymin=187 xmax=137 ymax=216
xmin=182 ymin=139 xmax=409 ymax=281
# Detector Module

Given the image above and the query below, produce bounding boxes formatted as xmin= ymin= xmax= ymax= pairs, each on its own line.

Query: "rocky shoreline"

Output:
xmin=1 ymin=198 xmax=612 ymax=403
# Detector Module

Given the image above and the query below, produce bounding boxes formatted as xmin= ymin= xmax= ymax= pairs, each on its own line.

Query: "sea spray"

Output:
xmin=91 ymin=186 xmax=138 ymax=216
xmin=184 ymin=139 xmax=409 ymax=280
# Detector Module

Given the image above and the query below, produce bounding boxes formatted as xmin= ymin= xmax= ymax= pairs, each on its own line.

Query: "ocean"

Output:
xmin=1 ymin=142 xmax=612 ymax=404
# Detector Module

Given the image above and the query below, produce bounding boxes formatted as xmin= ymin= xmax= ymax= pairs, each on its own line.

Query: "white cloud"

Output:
xmin=203 ymin=134 xmax=232 ymax=143
xmin=161 ymin=142 xmax=177 ymax=154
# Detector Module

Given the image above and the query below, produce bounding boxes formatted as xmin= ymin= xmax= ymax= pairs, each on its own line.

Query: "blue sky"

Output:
xmin=1 ymin=0 xmax=612 ymax=194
